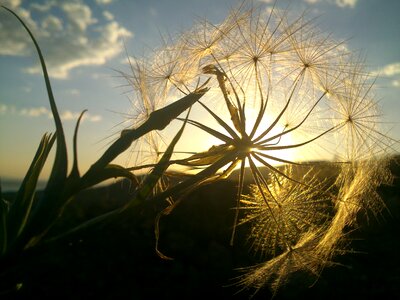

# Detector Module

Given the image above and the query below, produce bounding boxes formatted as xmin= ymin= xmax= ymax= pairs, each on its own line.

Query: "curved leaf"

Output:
xmin=1 ymin=6 xmax=68 ymax=191
xmin=87 ymin=87 xmax=209 ymax=173
xmin=79 ymin=164 xmax=138 ymax=191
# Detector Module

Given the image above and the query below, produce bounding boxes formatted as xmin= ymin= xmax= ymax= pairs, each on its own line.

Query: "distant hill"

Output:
xmin=227 ymin=160 xmax=340 ymax=183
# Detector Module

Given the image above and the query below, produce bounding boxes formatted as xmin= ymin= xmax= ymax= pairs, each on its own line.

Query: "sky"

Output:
xmin=0 ymin=0 xmax=399 ymax=181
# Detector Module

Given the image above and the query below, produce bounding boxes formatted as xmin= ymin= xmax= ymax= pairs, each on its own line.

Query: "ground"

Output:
xmin=1 ymin=159 xmax=400 ymax=299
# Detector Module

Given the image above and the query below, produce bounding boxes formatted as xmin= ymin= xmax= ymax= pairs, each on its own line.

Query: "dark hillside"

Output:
xmin=1 ymin=158 xmax=399 ymax=299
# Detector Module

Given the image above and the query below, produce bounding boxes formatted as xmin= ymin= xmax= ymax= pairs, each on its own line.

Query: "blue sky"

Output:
xmin=1 ymin=0 xmax=399 ymax=180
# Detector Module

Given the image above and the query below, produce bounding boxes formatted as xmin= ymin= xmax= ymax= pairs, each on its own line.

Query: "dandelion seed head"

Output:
xmin=120 ymin=1 xmax=396 ymax=295
xmin=240 ymin=166 xmax=332 ymax=257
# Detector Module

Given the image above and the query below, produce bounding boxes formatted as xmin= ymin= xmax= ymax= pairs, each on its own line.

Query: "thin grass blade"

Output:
xmin=174 ymin=144 xmax=231 ymax=167
xmin=198 ymin=101 xmax=240 ymax=139
xmin=177 ymin=118 xmax=233 ymax=143
xmin=133 ymin=110 xmax=190 ymax=203
xmin=0 ymin=187 xmax=9 ymax=255
xmin=69 ymin=110 xmax=87 ymax=179
xmin=7 ymin=133 xmax=55 ymax=242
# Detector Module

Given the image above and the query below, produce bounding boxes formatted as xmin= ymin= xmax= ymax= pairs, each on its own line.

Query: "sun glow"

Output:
xmin=246 ymin=108 xmax=297 ymax=166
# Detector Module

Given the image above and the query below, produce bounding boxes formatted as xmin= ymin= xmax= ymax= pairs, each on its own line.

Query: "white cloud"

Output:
xmin=59 ymin=110 xmax=80 ymax=121
xmin=30 ymin=1 xmax=56 ymax=12
xmin=0 ymin=4 xmax=37 ymax=56
xmin=335 ymin=0 xmax=358 ymax=8
xmin=1 ymin=0 xmax=22 ymax=9
xmin=88 ymin=115 xmax=102 ymax=122
xmin=70 ymin=89 xmax=80 ymax=96
xmin=304 ymin=0 xmax=320 ymax=4
xmin=0 ymin=0 xmax=133 ymax=79
xmin=96 ymin=0 xmax=114 ymax=5
xmin=61 ymin=2 xmax=97 ymax=32
xmin=0 ymin=103 xmax=102 ymax=122
xmin=20 ymin=106 xmax=52 ymax=118
xmin=60 ymin=110 xmax=103 ymax=122
xmin=41 ymin=15 xmax=63 ymax=32
xmin=372 ymin=62 xmax=400 ymax=77
xmin=301 ymin=0 xmax=358 ymax=8
xmin=0 ymin=103 xmax=9 ymax=114
xmin=0 ymin=103 xmax=16 ymax=114
xmin=103 ymin=10 xmax=114 ymax=21
xmin=119 ymin=55 xmax=137 ymax=65
xmin=371 ymin=62 xmax=400 ymax=89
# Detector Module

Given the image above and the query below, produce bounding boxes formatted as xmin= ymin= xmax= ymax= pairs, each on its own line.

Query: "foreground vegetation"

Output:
xmin=1 ymin=162 xmax=399 ymax=298
xmin=0 ymin=2 xmax=398 ymax=298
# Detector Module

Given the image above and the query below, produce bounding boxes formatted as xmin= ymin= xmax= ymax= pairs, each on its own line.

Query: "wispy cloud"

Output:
xmin=30 ymin=0 xmax=57 ymax=12
xmin=304 ymin=0 xmax=320 ymax=4
xmin=0 ymin=103 xmax=11 ymax=114
xmin=334 ymin=0 xmax=358 ymax=8
xmin=95 ymin=0 xmax=114 ymax=5
xmin=61 ymin=2 xmax=97 ymax=32
xmin=0 ymin=103 xmax=102 ymax=122
xmin=301 ymin=0 xmax=358 ymax=8
xmin=63 ymin=89 xmax=80 ymax=96
xmin=372 ymin=62 xmax=400 ymax=88
xmin=59 ymin=110 xmax=102 ymax=122
xmin=372 ymin=62 xmax=400 ymax=77
xmin=20 ymin=106 xmax=51 ymax=118
xmin=119 ymin=55 xmax=137 ymax=65
xmin=0 ymin=0 xmax=132 ymax=79
xmin=103 ymin=10 xmax=114 ymax=21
